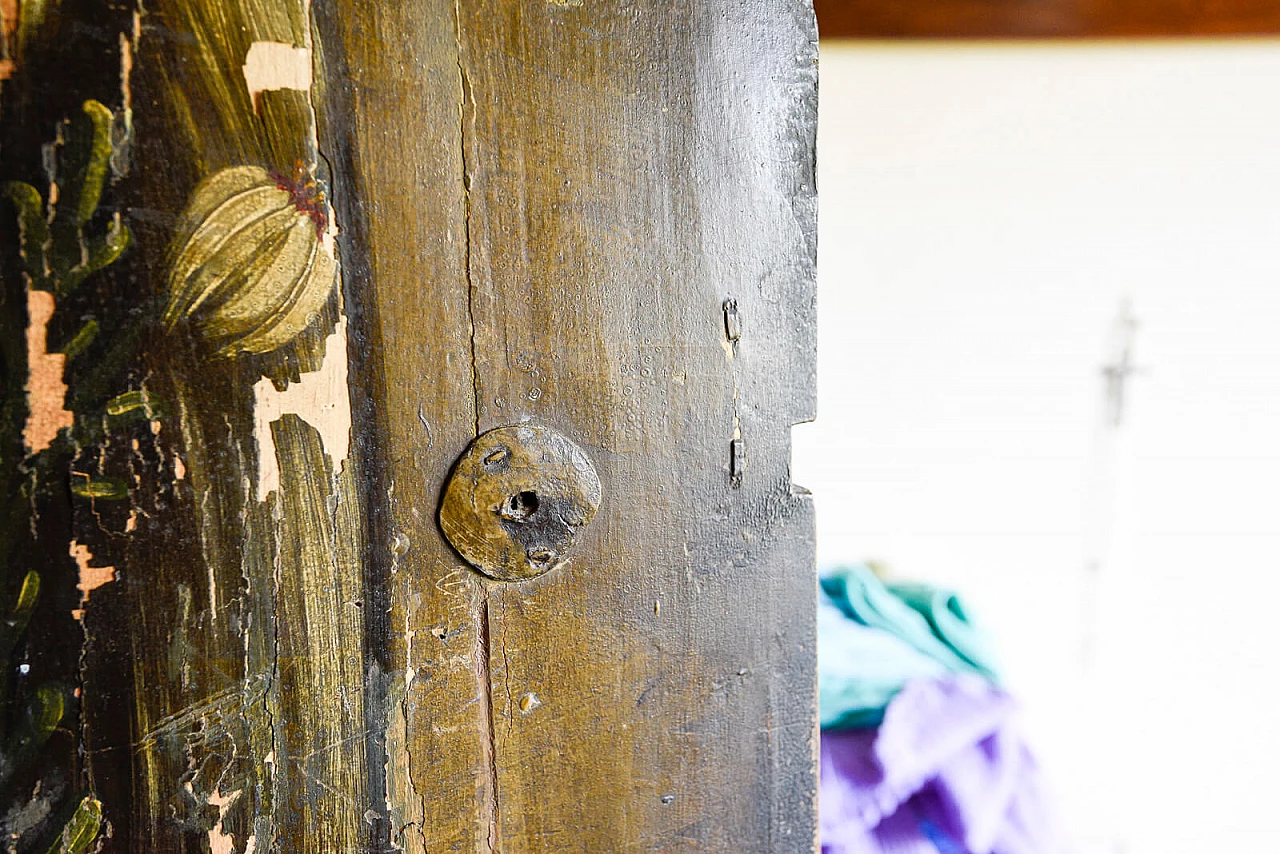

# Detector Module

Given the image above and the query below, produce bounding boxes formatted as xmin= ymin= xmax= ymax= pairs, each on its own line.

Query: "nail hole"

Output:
xmin=501 ymin=490 xmax=539 ymax=522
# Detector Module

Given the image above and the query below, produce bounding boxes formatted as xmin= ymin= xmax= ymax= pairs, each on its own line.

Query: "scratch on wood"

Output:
xmin=24 ymin=288 xmax=74 ymax=454
xmin=135 ymin=674 xmax=271 ymax=751
xmin=384 ymin=681 xmax=428 ymax=854
xmin=454 ymin=0 xmax=481 ymax=439
xmin=452 ymin=4 xmax=498 ymax=847
xmin=477 ymin=593 xmax=501 ymax=854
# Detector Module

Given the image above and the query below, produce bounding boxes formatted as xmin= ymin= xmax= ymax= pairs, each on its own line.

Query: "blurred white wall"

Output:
xmin=796 ymin=41 xmax=1280 ymax=853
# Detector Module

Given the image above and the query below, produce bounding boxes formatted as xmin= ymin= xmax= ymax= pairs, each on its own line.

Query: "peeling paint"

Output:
xmin=206 ymin=788 xmax=242 ymax=854
xmin=239 ymin=28 xmax=352 ymax=503
xmin=252 ymin=318 xmax=351 ymax=500
xmin=70 ymin=539 xmax=116 ymax=620
xmin=111 ymin=10 xmax=141 ymax=179
xmin=242 ymin=41 xmax=312 ymax=112
xmin=118 ymin=33 xmax=133 ymax=111
xmin=24 ymin=288 xmax=74 ymax=454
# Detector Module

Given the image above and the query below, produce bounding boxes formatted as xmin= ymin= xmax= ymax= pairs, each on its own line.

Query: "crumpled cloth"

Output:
xmin=885 ymin=581 xmax=1000 ymax=683
xmin=819 ymin=597 xmax=949 ymax=729
xmin=820 ymin=677 xmax=1063 ymax=854
xmin=820 ymin=565 xmax=1000 ymax=729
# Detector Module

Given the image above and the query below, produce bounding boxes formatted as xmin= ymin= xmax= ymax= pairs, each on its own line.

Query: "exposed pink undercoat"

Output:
xmin=24 ymin=289 xmax=74 ymax=454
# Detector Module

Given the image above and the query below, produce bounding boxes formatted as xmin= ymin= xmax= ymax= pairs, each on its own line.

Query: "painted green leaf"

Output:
xmin=4 ymin=100 xmax=129 ymax=297
xmin=1 ymin=180 xmax=49 ymax=283
xmin=105 ymin=389 xmax=167 ymax=420
xmin=0 ymin=684 xmax=66 ymax=788
xmin=45 ymin=797 xmax=103 ymax=854
xmin=5 ymin=571 xmax=40 ymax=649
xmin=58 ymin=321 xmax=99 ymax=361
xmin=72 ymin=101 xmax=114 ymax=226
xmin=70 ymin=478 xmax=129 ymax=501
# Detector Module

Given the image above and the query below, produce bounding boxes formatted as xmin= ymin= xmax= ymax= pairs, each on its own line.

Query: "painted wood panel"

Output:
xmin=2 ymin=0 xmax=818 ymax=850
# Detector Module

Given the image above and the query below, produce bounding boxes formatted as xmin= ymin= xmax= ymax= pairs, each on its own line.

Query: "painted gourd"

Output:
xmin=163 ymin=164 xmax=336 ymax=357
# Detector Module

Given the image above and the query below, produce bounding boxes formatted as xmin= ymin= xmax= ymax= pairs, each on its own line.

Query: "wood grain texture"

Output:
xmin=324 ymin=0 xmax=818 ymax=850
xmin=456 ymin=1 xmax=819 ymax=850
xmin=815 ymin=0 xmax=1280 ymax=39
xmin=314 ymin=3 xmax=492 ymax=851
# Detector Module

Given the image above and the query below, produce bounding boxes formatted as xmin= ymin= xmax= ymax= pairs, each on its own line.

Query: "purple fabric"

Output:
xmin=820 ymin=677 xmax=1064 ymax=854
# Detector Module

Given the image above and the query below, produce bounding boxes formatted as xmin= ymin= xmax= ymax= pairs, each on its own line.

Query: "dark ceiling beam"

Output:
xmin=815 ymin=0 xmax=1280 ymax=39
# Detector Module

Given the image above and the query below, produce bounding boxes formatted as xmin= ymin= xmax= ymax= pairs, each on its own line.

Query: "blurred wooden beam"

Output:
xmin=815 ymin=0 xmax=1280 ymax=39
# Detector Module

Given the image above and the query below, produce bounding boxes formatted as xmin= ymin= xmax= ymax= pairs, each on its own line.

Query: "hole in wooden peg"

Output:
xmin=483 ymin=445 xmax=511 ymax=472
xmin=527 ymin=547 xmax=556 ymax=568
xmin=439 ymin=424 xmax=602 ymax=581
xmin=501 ymin=490 xmax=539 ymax=522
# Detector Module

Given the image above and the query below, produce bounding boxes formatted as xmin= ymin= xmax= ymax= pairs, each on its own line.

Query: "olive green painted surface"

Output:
xmin=5 ymin=0 xmax=367 ymax=849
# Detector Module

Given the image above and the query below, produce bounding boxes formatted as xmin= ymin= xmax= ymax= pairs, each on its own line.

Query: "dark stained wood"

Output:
xmin=315 ymin=2 xmax=492 ymax=849
xmin=325 ymin=0 xmax=820 ymax=849
xmin=4 ymin=0 xmax=373 ymax=849
xmin=816 ymin=0 xmax=1280 ymax=38
xmin=454 ymin=1 xmax=819 ymax=849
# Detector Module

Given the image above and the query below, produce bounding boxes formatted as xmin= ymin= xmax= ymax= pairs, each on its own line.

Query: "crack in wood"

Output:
xmin=477 ymin=592 xmax=501 ymax=854
xmin=453 ymin=3 xmax=500 ymax=849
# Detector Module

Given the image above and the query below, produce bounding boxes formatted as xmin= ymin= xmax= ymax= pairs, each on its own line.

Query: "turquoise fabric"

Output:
xmin=818 ymin=598 xmax=948 ymax=729
xmin=886 ymin=581 xmax=1000 ymax=683
xmin=819 ymin=564 xmax=1000 ymax=730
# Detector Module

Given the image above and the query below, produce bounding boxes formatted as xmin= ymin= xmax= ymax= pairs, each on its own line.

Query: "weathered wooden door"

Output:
xmin=0 ymin=1 xmax=817 ymax=850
